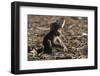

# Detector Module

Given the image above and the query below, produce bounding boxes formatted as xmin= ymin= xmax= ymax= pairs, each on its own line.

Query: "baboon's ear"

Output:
xmin=61 ymin=19 xmax=65 ymax=28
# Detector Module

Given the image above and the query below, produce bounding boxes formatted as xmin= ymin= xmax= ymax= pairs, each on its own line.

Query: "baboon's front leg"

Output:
xmin=56 ymin=37 xmax=68 ymax=52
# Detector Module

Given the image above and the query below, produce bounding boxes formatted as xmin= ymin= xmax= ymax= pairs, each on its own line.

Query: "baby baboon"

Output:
xmin=43 ymin=18 xmax=67 ymax=54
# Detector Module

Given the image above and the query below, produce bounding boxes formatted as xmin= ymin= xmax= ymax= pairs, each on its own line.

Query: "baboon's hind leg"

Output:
xmin=44 ymin=47 xmax=52 ymax=54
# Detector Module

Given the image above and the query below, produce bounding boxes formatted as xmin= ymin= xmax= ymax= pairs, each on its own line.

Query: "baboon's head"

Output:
xmin=50 ymin=22 xmax=60 ymax=31
xmin=50 ymin=18 xmax=65 ymax=31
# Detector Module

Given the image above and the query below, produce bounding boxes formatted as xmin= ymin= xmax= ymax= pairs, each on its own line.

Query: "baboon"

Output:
xmin=43 ymin=18 xmax=68 ymax=54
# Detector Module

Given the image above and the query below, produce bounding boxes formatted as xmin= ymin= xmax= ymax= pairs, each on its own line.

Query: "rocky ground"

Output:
xmin=28 ymin=15 xmax=88 ymax=61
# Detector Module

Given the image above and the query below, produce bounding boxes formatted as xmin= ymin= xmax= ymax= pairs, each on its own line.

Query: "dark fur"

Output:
xmin=43 ymin=22 xmax=64 ymax=54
